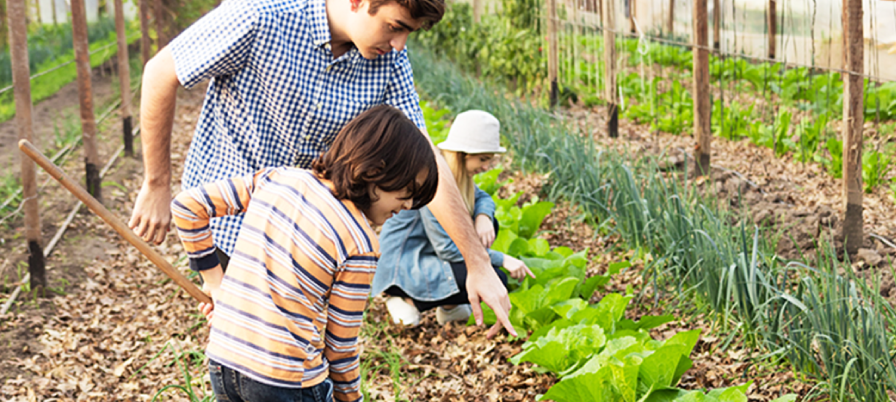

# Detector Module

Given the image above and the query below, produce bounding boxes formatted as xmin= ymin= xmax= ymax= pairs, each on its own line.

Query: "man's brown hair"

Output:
xmin=368 ymin=0 xmax=445 ymax=29
xmin=312 ymin=105 xmax=439 ymax=212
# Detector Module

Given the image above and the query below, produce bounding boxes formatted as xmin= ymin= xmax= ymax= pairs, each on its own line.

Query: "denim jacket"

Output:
xmin=371 ymin=187 xmax=505 ymax=301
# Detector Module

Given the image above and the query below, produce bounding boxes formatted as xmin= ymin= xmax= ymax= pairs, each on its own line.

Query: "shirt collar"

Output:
xmin=308 ymin=0 xmax=331 ymax=48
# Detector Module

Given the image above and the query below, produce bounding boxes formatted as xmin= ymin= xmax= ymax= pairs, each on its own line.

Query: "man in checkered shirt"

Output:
xmin=128 ymin=0 xmax=517 ymax=339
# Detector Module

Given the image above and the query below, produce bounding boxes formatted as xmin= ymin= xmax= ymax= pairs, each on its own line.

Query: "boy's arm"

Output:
xmin=170 ymin=169 xmax=268 ymax=289
xmin=324 ymin=253 xmax=378 ymax=402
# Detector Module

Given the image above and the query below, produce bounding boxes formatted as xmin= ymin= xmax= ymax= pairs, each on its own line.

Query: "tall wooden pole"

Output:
xmin=667 ymin=0 xmax=674 ymax=37
xmin=628 ymin=0 xmax=636 ymax=34
xmin=70 ymin=0 xmax=103 ymax=203
xmin=472 ymin=0 xmax=483 ymax=23
xmin=842 ymin=0 xmax=863 ymax=254
xmin=139 ymin=0 xmax=151 ymax=65
xmin=51 ymin=0 xmax=57 ymax=26
xmin=34 ymin=0 xmax=42 ymax=25
xmin=8 ymin=0 xmax=46 ymax=295
xmin=603 ymin=0 xmax=618 ymax=137
xmin=113 ymin=0 xmax=133 ymax=157
xmin=712 ymin=0 xmax=720 ymax=51
xmin=693 ymin=0 xmax=710 ymax=175
xmin=768 ymin=0 xmax=776 ymax=59
xmin=154 ymin=0 xmax=167 ymax=49
xmin=547 ymin=0 xmax=559 ymax=107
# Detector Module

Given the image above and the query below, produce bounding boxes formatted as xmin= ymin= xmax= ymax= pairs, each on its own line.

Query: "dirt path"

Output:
xmin=0 ymin=63 xmax=120 ymax=177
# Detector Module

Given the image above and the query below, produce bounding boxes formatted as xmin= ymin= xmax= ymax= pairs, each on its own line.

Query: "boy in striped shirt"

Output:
xmin=171 ymin=105 xmax=438 ymax=402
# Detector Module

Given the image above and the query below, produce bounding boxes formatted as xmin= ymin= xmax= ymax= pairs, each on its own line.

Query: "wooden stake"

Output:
xmin=70 ymin=0 xmax=103 ymax=203
xmin=18 ymin=140 xmax=212 ymax=305
xmin=628 ymin=0 xmax=636 ymax=35
xmin=712 ymin=0 xmax=720 ymax=51
xmin=547 ymin=0 xmax=559 ymax=107
xmin=8 ymin=0 xmax=46 ymax=296
xmin=51 ymin=0 xmax=57 ymax=26
xmin=667 ymin=0 xmax=674 ymax=37
xmin=139 ymin=0 xmax=151 ymax=65
xmin=472 ymin=0 xmax=482 ymax=23
xmin=34 ymin=0 xmax=42 ymax=25
xmin=693 ymin=0 xmax=710 ymax=175
xmin=842 ymin=0 xmax=863 ymax=254
xmin=113 ymin=0 xmax=134 ymax=157
xmin=768 ymin=0 xmax=776 ymax=59
xmin=154 ymin=0 xmax=167 ymax=49
xmin=603 ymin=0 xmax=618 ymax=137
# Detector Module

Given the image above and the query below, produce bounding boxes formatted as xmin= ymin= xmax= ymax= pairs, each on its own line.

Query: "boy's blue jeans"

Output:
xmin=208 ymin=359 xmax=334 ymax=402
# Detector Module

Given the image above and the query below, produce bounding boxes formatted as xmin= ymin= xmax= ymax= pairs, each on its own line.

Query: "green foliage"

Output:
xmin=820 ymin=137 xmax=843 ymax=179
xmin=421 ymin=100 xmax=451 ymax=145
xmin=473 ymin=166 xmax=510 ymax=196
xmin=862 ymin=149 xmax=891 ymax=193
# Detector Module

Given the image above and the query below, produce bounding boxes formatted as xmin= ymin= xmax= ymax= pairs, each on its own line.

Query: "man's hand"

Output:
xmin=467 ymin=265 xmax=516 ymax=338
xmin=128 ymin=181 xmax=172 ymax=245
xmin=474 ymin=214 xmax=496 ymax=248
xmin=503 ymin=255 xmax=536 ymax=281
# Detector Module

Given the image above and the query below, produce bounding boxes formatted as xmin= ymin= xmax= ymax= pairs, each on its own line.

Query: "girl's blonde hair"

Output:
xmin=441 ymin=150 xmax=476 ymax=216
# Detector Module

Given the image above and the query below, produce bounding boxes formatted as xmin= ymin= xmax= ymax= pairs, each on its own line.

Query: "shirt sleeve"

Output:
xmin=170 ymin=168 xmax=274 ymax=271
xmin=473 ymin=187 xmax=496 ymax=219
xmin=325 ymin=252 xmax=378 ymax=402
xmin=169 ymin=0 xmax=259 ymax=89
xmin=384 ymin=49 xmax=426 ymax=131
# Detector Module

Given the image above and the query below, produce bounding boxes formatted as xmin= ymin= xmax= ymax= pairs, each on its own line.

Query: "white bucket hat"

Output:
xmin=437 ymin=110 xmax=507 ymax=154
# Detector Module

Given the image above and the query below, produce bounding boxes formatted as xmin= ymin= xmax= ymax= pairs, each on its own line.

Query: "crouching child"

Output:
xmin=171 ymin=105 xmax=439 ymax=402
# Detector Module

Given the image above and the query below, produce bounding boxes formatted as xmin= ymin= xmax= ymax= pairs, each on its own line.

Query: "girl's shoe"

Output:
xmin=385 ymin=297 xmax=420 ymax=326
xmin=436 ymin=304 xmax=472 ymax=325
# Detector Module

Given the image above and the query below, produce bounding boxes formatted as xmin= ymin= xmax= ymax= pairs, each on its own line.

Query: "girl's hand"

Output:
xmin=475 ymin=214 xmax=496 ymax=248
xmin=503 ymin=255 xmax=536 ymax=281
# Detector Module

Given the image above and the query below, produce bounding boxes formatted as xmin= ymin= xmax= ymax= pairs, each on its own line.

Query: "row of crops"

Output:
xmin=410 ymin=38 xmax=896 ymax=401
xmin=416 ymin=1 xmax=896 ymax=197
xmin=0 ymin=17 xmax=140 ymax=123
xmin=461 ymin=164 xmax=797 ymax=402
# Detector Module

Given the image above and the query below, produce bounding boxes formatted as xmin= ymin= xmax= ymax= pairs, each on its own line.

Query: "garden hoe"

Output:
xmin=18 ymin=139 xmax=212 ymax=305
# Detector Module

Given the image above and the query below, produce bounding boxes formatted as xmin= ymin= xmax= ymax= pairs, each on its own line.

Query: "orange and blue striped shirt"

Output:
xmin=171 ymin=167 xmax=378 ymax=402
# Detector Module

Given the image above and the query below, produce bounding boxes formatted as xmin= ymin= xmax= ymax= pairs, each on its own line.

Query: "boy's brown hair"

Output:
xmin=312 ymin=105 xmax=439 ymax=212
xmin=368 ymin=0 xmax=445 ymax=29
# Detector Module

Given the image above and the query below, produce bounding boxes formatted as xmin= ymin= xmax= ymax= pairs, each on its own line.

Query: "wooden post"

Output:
xmin=547 ymin=0 xmax=559 ymax=107
xmin=472 ymin=0 xmax=483 ymax=23
xmin=712 ymin=0 xmax=720 ymax=51
xmin=7 ymin=0 xmax=47 ymax=295
xmin=768 ymin=0 xmax=776 ymax=59
xmin=139 ymin=0 xmax=151 ymax=65
xmin=0 ymin=0 xmax=8 ymax=50
xmin=70 ymin=0 xmax=103 ymax=203
xmin=154 ymin=0 xmax=167 ymax=49
xmin=842 ymin=0 xmax=863 ymax=254
xmin=113 ymin=0 xmax=133 ymax=157
xmin=34 ymin=0 xmax=42 ymax=25
xmin=667 ymin=0 xmax=674 ymax=37
xmin=693 ymin=0 xmax=710 ymax=175
xmin=603 ymin=0 xmax=618 ymax=137
xmin=628 ymin=0 xmax=636 ymax=35
xmin=51 ymin=0 xmax=57 ymax=26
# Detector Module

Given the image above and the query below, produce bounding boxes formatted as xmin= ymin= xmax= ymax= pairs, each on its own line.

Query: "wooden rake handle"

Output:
xmin=18 ymin=139 xmax=212 ymax=304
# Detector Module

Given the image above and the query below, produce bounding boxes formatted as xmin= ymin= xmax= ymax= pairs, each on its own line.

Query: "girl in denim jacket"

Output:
xmin=371 ymin=110 xmax=535 ymax=326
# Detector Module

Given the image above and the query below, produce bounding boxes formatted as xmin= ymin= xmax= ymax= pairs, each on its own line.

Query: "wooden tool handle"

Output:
xmin=18 ymin=139 xmax=212 ymax=304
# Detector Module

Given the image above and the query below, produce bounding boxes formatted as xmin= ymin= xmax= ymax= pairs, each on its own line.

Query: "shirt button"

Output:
xmin=316 ymin=102 xmax=323 ymax=109
xmin=306 ymin=344 xmax=316 ymax=354
xmin=304 ymin=134 xmax=311 ymax=141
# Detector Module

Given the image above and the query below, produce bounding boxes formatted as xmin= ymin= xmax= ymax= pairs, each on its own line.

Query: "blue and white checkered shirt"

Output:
xmin=170 ymin=0 xmax=426 ymax=255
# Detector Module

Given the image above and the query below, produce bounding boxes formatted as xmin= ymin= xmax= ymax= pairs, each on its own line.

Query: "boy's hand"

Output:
xmin=199 ymin=282 xmax=220 ymax=326
xmin=474 ymin=214 xmax=495 ymax=248
xmin=502 ymin=255 xmax=536 ymax=281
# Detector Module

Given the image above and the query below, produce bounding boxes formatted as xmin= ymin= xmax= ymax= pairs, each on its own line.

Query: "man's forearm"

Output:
xmin=427 ymin=144 xmax=492 ymax=272
xmin=140 ymin=47 xmax=180 ymax=187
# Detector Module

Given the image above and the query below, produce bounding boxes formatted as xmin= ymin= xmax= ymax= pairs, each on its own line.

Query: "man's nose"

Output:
xmin=391 ymin=33 xmax=409 ymax=52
